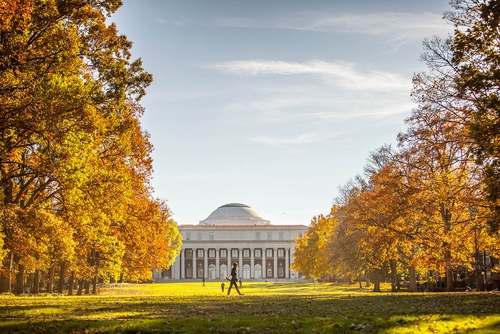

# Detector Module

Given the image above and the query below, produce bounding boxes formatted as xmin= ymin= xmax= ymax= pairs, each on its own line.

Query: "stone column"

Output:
xmin=274 ymin=247 xmax=278 ymax=279
xmin=285 ymin=247 xmax=290 ymax=279
xmin=239 ymin=248 xmax=243 ymax=278
xmin=250 ymin=248 xmax=255 ymax=279
xmin=204 ymin=248 xmax=208 ymax=280
xmin=215 ymin=248 xmax=220 ymax=279
xmin=262 ymin=247 xmax=267 ymax=279
xmin=181 ymin=250 xmax=185 ymax=279
xmin=192 ymin=252 xmax=196 ymax=279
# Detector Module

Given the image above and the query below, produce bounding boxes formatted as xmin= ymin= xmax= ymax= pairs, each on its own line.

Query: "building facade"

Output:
xmin=154 ymin=203 xmax=308 ymax=281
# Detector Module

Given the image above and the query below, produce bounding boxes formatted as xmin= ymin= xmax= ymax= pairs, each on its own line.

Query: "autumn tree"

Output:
xmin=447 ymin=0 xmax=500 ymax=231
xmin=326 ymin=204 xmax=367 ymax=286
xmin=292 ymin=214 xmax=336 ymax=280
xmin=119 ymin=194 xmax=182 ymax=282
xmin=0 ymin=0 xmax=182 ymax=295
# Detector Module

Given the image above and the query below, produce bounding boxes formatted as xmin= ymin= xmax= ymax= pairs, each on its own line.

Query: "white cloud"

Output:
xmin=214 ymin=12 xmax=452 ymax=41
xmin=204 ymin=59 xmax=410 ymax=92
xmin=251 ymin=132 xmax=342 ymax=146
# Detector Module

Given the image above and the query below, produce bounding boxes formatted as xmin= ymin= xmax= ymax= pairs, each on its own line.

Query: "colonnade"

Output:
xmin=170 ymin=246 xmax=292 ymax=280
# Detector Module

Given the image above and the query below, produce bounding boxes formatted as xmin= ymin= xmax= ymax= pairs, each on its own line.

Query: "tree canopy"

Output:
xmin=0 ymin=0 xmax=181 ymax=294
xmin=292 ymin=0 xmax=500 ymax=292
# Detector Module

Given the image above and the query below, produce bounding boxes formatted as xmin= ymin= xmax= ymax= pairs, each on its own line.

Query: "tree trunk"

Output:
xmin=92 ymin=276 xmax=98 ymax=294
xmin=68 ymin=272 xmax=74 ymax=296
xmin=445 ymin=250 xmax=454 ymax=292
xmin=390 ymin=261 xmax=397 ymax=292
xmin=47 ymin=266 xmax=55 ymax=294
xmin=58 ymin=263 xmax=65 ymax=294
xmin=0 ymin=276 xmax=9 ymax=293
xmin=33 ymin=270 xmax=40 ymax=294
xmin=365 ymin=277 xmax=371 ymax=288
xmin=84 ymin=280 xmax=90 ymax=295
xmin=0 ymin=252 xmax=14 ymax=293
xmin=372 ymin=280 xmax=381 ymax=292
xmin=92 ymin=256 xmax=99 ymax=294
xmin=119 ymin=272 xmax=124 ymax=283
xmin=408 ymin=266 xmax=417 ymax=292
xmin=441 ymin=203 xmax=454 ymax=292
xmin=77 ymin=279 xmax=84 ymax=296
xmin=15 ymin=264 xmax=25 ymax=295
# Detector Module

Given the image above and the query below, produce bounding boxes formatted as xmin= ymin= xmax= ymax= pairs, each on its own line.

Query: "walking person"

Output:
xmin=221 ymin=282 xmax=225 ymax=293
xmin=202 ymin=277 xmax=206 ymax=287
xmin=227 ymin=262 xmax=243 ymax=296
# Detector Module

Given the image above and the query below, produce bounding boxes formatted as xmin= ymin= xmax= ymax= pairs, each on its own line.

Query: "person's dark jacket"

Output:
xmin=230 ymin=266 xmax=238 ymax=282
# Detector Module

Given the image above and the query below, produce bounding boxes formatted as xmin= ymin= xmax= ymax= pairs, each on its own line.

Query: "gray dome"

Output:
xmin=199 ymin=203 xmax=270 ymax=226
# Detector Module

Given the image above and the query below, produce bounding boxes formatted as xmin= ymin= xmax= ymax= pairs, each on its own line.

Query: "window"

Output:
xmin=254 ymin=264 xmax=262 ymax=278
xmin=209 ymin=232 xmax=214 ymax=241
xmin=220 ymin=249 xmax=227 ymax=258
xmin=255 ymin=232 xmax=260 ymax=240
xmin=231 ymin=249 xmax=239 ymax=258
xmin=267 ymin=232 xmax=272 ymax=240
xmin=277 ymin=248 xmax=285 ymax=258
xmin=197 ymin=232 xmax=202 ymax=240
xmin=197 ymin=263 xmax=204 ymax=278
xmin=208 ymin=264 xmax=216 ymax=279
xmin=243 ymin=249 xmax=250 ymax=258
xmin=185 ymin=249 xmax=193 ymax=258
xmin=197 ymin=249 xmax=204 ymax=258
xmin=186 ymin=232 xmax=191 ymax=240
xmin=220 ymin=264 xmax=228 ymax=278
xmin=279 ymin=232 xmax=284 ymax=240
xmin=266 ymin=248 xmax=273 ymax=257
xmin=243 ymin=264 xmax=251 ymax=279
xmin=254 ymin=249 xmax=261 ymax=258
xmin=208 ymin=249 xmax=216 ymax=258
xmin=278 ymin=262 xmax=285 ymax=277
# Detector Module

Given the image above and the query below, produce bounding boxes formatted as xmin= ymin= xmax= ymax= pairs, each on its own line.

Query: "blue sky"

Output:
xmin=111 ymin=0 xmax=453 ymax=225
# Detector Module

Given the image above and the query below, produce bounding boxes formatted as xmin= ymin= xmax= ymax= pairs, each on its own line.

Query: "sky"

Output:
xmin=110 ymin=0 xmax=454 ymax=226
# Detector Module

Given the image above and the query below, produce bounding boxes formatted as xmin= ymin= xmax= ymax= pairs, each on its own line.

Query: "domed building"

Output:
xmin=154 ymin=203 xmax=308 ymax=281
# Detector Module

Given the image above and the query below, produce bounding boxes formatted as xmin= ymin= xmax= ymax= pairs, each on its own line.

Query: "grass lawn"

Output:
xmin=0 ymin=282 xmax=499 ymax=333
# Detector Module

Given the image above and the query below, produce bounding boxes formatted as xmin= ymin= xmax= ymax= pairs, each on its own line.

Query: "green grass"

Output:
xmin=0 ymin=282 xmax=499 ymax=333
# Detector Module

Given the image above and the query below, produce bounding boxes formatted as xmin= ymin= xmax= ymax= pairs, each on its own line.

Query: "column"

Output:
xmin=262 ymin=247 xmax=266 ymax=279
xmin=174 ymin=254 xmax=181 ymax=279
xmin=239 ymin=248 xmax=243 ymax=278
xmin=192 ymin=252 xmax=196 ymax=279
xmin=285 ymin=248 xmax=290 ymax=278
xmin=227 ymin=249 xmax=231 ymax=276
xmin=274 ymin=247 xmax=278 ymax=279
xmin=250 ymin=248 xmax=255 ymax=279
xmin=180 ymin=250 xmax=185 ymax=279
xmin=216 ymin=248 xmax=220 ymax=279
xmin=204 ymin=248 xmax=208 ymax=280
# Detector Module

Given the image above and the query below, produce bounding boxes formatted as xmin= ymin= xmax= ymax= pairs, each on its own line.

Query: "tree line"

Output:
xmin=292 ymin=0 xmax=500 ymax=292
xmin=0 ymin=0 xmax=182 ymax=294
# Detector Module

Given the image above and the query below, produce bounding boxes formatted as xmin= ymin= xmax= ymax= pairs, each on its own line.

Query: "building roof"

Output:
xmin=180 ymin=224 xmax=306 ymax=230
xmin=199 ymin=203 xmax=271 ymax=226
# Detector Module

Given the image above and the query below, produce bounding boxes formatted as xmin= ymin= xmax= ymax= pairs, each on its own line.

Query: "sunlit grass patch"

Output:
xmin=0 ymin=282 xmax=499 ymax=333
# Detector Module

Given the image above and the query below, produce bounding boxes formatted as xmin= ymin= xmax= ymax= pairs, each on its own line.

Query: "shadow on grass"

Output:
xmin=0 ymin=292 xmax=499 ymax=333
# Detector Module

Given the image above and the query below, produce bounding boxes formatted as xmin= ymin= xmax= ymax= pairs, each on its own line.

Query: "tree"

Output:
xmin=292 ymin=214 xmax=336 ymax=280
xmin=449 ymin=0 xmax=500 ymax=231
xmin=0 ymin=0 xmax=183 ymax=295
